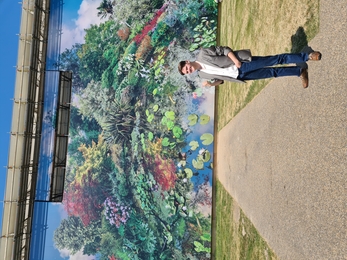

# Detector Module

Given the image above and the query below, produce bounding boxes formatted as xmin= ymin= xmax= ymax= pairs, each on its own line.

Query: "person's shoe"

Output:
xmin=300 ymin=68 xmax=309 ymax=88
xmin=214 ymin=0 xmax=222 ymax=2
xmin=308 ymin=51 xmax=322 ymax=61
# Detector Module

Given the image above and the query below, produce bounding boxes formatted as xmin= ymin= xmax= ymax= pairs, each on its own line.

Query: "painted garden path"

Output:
xmin=216 ymin=0 xmax=347 ymax=259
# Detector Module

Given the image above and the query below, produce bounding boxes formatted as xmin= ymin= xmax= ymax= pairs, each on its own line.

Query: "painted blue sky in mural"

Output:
xmin=45 ymin=2 xmax=104 ymax=259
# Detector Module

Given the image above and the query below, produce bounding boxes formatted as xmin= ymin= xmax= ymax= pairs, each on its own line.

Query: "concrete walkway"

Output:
xmin=216 ymin=0 xmax=347 ymax=259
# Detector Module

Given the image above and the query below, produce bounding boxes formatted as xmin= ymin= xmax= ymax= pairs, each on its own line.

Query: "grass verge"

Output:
xmin=216 ymin=0 xmax=320 ymax=130
xmin=214 ymin=1 xmax=320 ymax=258
xmin=213 ymin=180 xmax=279 ymax=260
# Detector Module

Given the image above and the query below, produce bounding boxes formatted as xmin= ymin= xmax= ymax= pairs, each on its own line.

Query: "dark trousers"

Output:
xmin=238 ymin=53 xmax=309 ymax=80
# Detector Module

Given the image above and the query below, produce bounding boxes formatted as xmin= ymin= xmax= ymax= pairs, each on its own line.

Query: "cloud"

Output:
xmin=70 ymin=250 xmax=95 ymax=260
xmin=51 ymin=202 xmax=69 ymax=219
xmin=58 ymin=247 xmax=71 ymax=258
xmin=57 ymin=247 xmax=95 ymax=260
xmin=61 ymin=0 xmax=103 ymax=51
xmin=198 ymin=89 xmax=216 ymax=118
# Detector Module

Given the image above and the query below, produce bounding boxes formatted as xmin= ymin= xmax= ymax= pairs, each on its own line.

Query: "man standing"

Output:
xmin=178 ymin=46 xmax=321 ymax=88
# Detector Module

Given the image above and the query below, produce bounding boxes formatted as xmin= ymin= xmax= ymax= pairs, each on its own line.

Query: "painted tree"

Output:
xmin=78 ymin=80 xmax=116 ymax=123
xmin=59 ymin=43 xmax=86 ymax=93
xmin=63 ymin=135 xmax=113 ymax=225
xmin=53 ymin=216 xmax=101 ymax=255
xmin=153 ymin=154 xmax=177 ymax=191
xmin=78 ymin=21 xmax=121 ymax=83
xmin=64 ymin=177 xmax=103 ymax=225
xmin=97 ymin=0 xmax=114 ymax=19
xmin=110 ymin=0 xmax=164 ymax=25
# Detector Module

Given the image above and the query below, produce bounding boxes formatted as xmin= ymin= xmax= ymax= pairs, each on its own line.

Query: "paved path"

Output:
xmin=216 ymin=0 xmax=347 ymax=259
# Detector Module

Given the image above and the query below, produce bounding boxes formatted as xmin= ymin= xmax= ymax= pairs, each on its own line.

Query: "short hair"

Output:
xmin=178 ymin=61 xmax=186 ymax=75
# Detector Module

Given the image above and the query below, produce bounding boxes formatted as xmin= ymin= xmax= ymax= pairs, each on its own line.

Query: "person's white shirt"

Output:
xmin=197 ymin=61 xmax=239 ymax=79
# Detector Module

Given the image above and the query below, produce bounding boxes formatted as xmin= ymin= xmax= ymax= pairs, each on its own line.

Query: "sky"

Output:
xmin=47 ymin=1 xmax=103 ymax=259
xmin=0 ymin=0 xmax=102 ymax=258
xmin=0 ymin=1 xmax=22 ymax=229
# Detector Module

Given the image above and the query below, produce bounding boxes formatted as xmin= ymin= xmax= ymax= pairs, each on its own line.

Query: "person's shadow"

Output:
xmin=291 ymin=26 xmax=315 ymax=68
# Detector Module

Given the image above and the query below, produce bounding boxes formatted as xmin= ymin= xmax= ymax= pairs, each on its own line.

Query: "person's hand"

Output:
xmin=234 ymin=60 xmax=242 ymax=68
xmin=202 ymin=80 xmax=224 ymax=87
xmin=202 ymin=81 xmax=212 ymax=87
xmin=227 ymin=51 xmax=242 ymax=68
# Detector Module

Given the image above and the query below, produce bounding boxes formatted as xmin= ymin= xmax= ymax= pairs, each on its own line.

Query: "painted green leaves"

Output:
xmin=200 ymin=114 xmax=210 ymax=125
xmin=200 ymin=133 xmax=213 ymax=145
xmin=153 ymin=104 xmax=159 ymax=112
xmin=173 ymin=126 xmax=182 ymax=138
xmin=189 ymin=141 xmax=199 ymax=151
xmin=162 ymin=111 xmax=175 ymax=130
xmin=146 ymin=109 xmax=154 ymax=123
xmin=188 ymin=114 xmax=210 ymax=126
xmin=165 ymin=111 xmax=175 ymax=120
xmin=188 ymin=114 xmax=198 ymax=126
xmin=192 ymin=149 xmax=211 ymax=170
xmin=184 ymin=168 xmax=193 ymax=178
xmin=190 ymin=18 xmax=217 ymax=51
xmin=192 ymin=159 xmax=204 ymax=170
xmin=198 ymin=150 xmax=211 ymax=162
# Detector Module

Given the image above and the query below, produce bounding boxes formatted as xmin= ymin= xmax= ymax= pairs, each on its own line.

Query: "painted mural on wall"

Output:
xmin=53 ymin=0 xmax=218 ymax=259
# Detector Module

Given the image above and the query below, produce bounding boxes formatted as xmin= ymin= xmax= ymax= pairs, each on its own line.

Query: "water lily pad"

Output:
xmin=202 ymin=150 xmax=211 ymax=162
xmin=192 ymin=159 xmax=204 ymax=170
xmin=195 ymin=88 xmax=203 ymax=97
xmin=173 ymin=126 xmax=183 ymax=138
xmin=197 ymin=154 xmax=205 ymax=162
xmin=188 ymin=114 xmax=198 ymax=126
xmin=162 ymin=137 xmax=170 ymax=147
xmin=161 ymin=116 xmax=167 ymax=125
xmin=165 ymin=111 xmax=175 ymax=120
xmin=148 ymin=132 xmax=154 ymax=141
xmin=189 ymin=140 xmax=199 ymax=150
xmin=200 ymin=133 xmax=214 ymax=145
xmin=201 ymin=233 xmax=211 ymax=241
xmin=147 ymin=114 xmax=154 ymax=123
xmin=153 ymin=104 xmax=159 ymax=112
xmin=184 ymin=168 xmax=193 ymax=178
xmin=180 ymin=160 xmax=186 ymax=167
xmin=166 ymin=120 xmax=174 ymax=130
xmin=200 ymin=114 xmax=210 ymax=125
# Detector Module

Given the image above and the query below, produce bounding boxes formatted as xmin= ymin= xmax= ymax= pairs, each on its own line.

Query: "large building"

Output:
xmin=0 ymin=0 xmax=71 ymax=259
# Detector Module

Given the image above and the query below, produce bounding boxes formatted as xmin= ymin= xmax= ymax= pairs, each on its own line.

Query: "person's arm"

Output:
xmin=210 ymin=46 xmax=242 ymax=68
xmin=202 ymin=80 xmax=224 ymax=87
xmin=227 ymin=52 xmax=241 ymax=68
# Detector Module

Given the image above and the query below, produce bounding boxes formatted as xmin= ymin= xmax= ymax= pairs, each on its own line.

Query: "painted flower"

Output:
xmin=199 ymin=148 xmax=206 ymax=155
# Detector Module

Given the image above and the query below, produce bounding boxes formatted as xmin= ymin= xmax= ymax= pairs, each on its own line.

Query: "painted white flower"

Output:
xmin=199 ymin=148 xmax=206 ymax=155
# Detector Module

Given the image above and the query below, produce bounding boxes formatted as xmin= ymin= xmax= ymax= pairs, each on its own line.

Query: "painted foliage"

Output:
xmin=54 ymin=0 xmax=218 ymax=259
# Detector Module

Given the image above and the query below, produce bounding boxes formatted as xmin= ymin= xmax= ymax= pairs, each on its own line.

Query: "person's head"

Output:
xmin=178 ymin=60 xmax=197 ymax=75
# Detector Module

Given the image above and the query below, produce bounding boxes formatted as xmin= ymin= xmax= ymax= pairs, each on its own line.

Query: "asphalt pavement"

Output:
xmin=216 ymin=0 xmax=347 ymax=259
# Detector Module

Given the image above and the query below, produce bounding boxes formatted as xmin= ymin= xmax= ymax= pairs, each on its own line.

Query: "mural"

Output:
xmin=52 ymin=0 xmax=218 ymax=259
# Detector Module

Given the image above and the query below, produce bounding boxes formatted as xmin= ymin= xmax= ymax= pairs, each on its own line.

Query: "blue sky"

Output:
xmin=0 ymin=1 xmax=22 ymax=229
xmin=0 ymin=0 xmax=103 ymax=258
